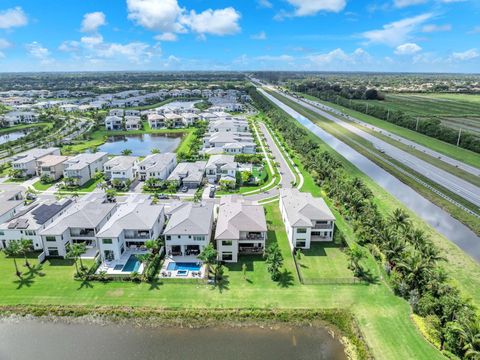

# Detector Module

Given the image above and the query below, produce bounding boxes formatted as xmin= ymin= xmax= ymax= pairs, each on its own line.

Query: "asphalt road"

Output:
xmin=270 ymin=88 xmax=480 ymax=209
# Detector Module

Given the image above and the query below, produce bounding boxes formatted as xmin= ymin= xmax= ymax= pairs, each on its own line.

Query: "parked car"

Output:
xmin=181 ymin=186 xmax=188 ymax=193
xmin=209 ymin=186 xmax=216 ymax=198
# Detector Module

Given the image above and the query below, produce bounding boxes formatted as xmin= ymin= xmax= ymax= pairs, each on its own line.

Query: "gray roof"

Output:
xmin=96 ymin=201 xmax=164 ymax=238
xmin=12 ymin=148 xmax=59 ymax=164
xmin=137 ymin=153 xmax=176 ymax=172
xmin=0 ymin=185 xmax=25 ymax=217
xmin=163 ymin=202 xmax=213 ymax=236
xmin=279 ymin=188 xmax=335 ymax=227
xmin=64 ymin=152 xmax=108 ymax=170
xmin=167 ymin=161 xmax=206 ymax=183
xmin=104 ymin=156 xmax=138 ymax=171
xmin=206 ymin=154 xmax=237 ymax=169
xmin=40 ymin=196 xmax=116 ymax=235
xmin=215 ymin=196 xmax=267 ymax=240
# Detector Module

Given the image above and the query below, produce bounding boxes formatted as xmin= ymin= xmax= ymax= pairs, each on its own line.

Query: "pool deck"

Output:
xmin=160 ymin=256 xmax=206 ymax=279
xmin=96 ymin=249 xmax=148 ymax=275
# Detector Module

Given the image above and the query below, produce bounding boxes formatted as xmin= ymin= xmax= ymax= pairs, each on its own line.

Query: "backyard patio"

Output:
xmin=160 ymin=256 xmax=205 ymax=279
xmin=96 ymin=248 xmax=149 ymax=275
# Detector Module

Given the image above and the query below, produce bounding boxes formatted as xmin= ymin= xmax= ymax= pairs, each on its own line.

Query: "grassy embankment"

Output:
xmin=271 ymin=90 xmax=480 ymax=236
xmin=0 ymin=202 xmax=443 ymax=360
xmin=298 ymin=92 xmax=480 ymax=169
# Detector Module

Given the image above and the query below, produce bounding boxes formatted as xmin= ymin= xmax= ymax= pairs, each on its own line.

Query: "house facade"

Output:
xmin=36 ymin=155 xmax=69 ymax=181
xmin=136 ymin=153 xmax=177 ymax=181
xmin=205 ymin=154 xmax=238 ymax=184
xmin=105 ymin=115 xmax=123 ymax=130
xmin=11 ymin=148 xmax=60 ymax=177
xmin=279 ymin=188 xmax=335 ymax=250
xmin=103 ymin=155 xmax=138 ymax=182
xmin=166 ymin=161 xmax=206 ymax=189
xmin=63 ymin=152 xmax=109 ymax=186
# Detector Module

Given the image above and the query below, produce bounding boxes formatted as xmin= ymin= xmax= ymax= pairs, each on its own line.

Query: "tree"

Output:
xmin=198 ymin=243 xmax=217 ymax=277
xmin=145 ymin=239 xmax=160 ymax=255
xmin=4 ymin=241 xmax=23 ymax=277
xmin=388 ymin=208 xmax=411 ymax=233
xmin=451 ymin=319 xmax=480 ymax=359
xmin=40 ymin=173 xmax=53 ymax=184
xmin=264 ymin=243 xmax=283 ymax=281
xmin=66 ymin=243 xmax=86 ymax=276
xmin=240 ymin=170 xmax=253 ymax=184
xmin=166 ymin=181 xmax=178 ymax=193
xmin=151 ymin=148 xmax=160 ymax=154
xmin=346 ymin=244 xmax=365 ymax=277
xmin=121 ymin=149 xmax=133 ymax=156
xmin=18 ymin=238 xmax=33 ymax=268
xmin=105 ymin=188 xmax=117 ymax=202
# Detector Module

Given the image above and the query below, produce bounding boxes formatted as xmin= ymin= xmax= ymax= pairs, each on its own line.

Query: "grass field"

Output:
xmin=300 ymin=93 xmax=480 ymax=169
xmin=0 ymin=203 xmax=444 ymax=360
xmin=351 ymin=93 xmax=480 ymax=134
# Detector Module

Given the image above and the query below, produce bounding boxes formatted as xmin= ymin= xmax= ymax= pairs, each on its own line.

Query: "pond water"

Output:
xmin=0 ymin=319 xmax=347 ymax=360
xmin=259 ymin=88 xmax=480 ymax=262
xmin=0 ymin=129 xmax=33 ymax=145
xmin=98 ymin=133 xmax=183 ymax=156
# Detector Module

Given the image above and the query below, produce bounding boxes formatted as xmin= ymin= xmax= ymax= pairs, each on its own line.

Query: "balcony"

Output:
xmin=70 ymin=229 xmax=95 ymax=237
xmin=313 ymin=223 xmax=333 ymax=230
xmin=124 ymin=232 xmax=151 ymax=240
xmin=241 ymin=232 xmax=265 ymax=240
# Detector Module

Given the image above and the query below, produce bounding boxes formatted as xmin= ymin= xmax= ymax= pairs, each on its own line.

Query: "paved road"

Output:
xmin=269 ymin=88 xmax=480 ymax=209
xmin=296 ymin=94 xmax=480 ymax=176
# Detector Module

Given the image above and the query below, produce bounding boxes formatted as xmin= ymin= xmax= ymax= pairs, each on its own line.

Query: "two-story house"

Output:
xmin=36 ymin=155 xmax=69 ymax=181
xmin=205 ymin=154 xmax=238 ymax=184
xmin=125 ymin=116 xmax=141 ymax=130
xmin=147 ymin=113 xmax=165 ymax=129
xmin=63 ymin=152 xmax=108 ymax=186
xmin=166 ymin=161 xmax=206 ymax=189
xmin=0 ymin=185 xmax=25 ymax=225
xmin=215 ymin=196 xmax=267 ymax=263
xmin=105 ymin=115 xmax=123 ymax=130
xmin=136 ymin=153 xmax=176 ymax=181
xmin=279 ymin=188 xmax=335 ymax=250
xmin=103 ymin=155 xmax=138 ymax=182
xmin=163 ymin=202 xmax=214 ymax=259
xmin=11 ymin=148 xmax=60 ymax=177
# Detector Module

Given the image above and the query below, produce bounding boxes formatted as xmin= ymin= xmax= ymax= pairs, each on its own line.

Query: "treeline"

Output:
xmin=248 ymin=85 xmax=480 ymax=359
xmin=290 ymin=81 xmax=480 ymax=154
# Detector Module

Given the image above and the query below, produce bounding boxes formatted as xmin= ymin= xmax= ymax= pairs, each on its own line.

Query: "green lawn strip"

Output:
xmin=0 ymin=122 xmax=52 ymax=135
xmin=0 ymin=203 xmax=443 ymax=359
xmin=297 ymin=243 xmax=354 ymax=280
xmin=265 ymin=91 xmax=480 ymax=307
xmin=31 ymin=180 xmax=57 ymax=191
xmin=56 ymin=177 xmax=102 ymax=194
xmin=273 ymin=90 xmax=480 ymax=235
xmin=298 ymin=92 xmax=480 ymax=169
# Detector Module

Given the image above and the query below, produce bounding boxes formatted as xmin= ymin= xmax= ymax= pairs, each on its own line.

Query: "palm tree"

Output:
xmin=105 ymin=188 xmax=117 ymax=202
xmin=66 ymin=243 xmax=86 ymax=276
xmin=454 ymin=319 xmax=480 ymax=359
xmin=388 ymin=208 xmax=411 ymax=233
xmin=198 ymin=243 xmax=218 ymax=277
xmin=396 ymin=248 xmax=432 ymax=292
xmin=151 ymin=148 xmax=160 ymax=154
xmin=346 ymin=244 xmax=365 ymax=276
xmin=145 ymin=239 xmax=160 ymax=255
xmin=121 ymin=149 xmax=133 ymax=156
xmin=264 ymin=243 xmax=283 ymax=281
xmin=18 ymin=238 xmax=33 ymax=268
xmin=4 ymin=241 xmax=23 ymax=277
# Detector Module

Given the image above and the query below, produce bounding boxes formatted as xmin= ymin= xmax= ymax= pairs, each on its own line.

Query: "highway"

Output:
xmin=267 ymin=87 xmax=480 ymax=209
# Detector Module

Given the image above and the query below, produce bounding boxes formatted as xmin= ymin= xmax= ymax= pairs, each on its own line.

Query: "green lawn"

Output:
xmin=299 ymin=92 xmax=480 ymax=169
xmin=129 ymin=98 xmax=175 ymax=110
xmin=0 ymin=202 xmax=443 ymax=359
xmin=0 ymin=122 xmax=52 ymax=135
xmin=297 ymin=243 xmax=354 ymax=281
xmin=31 ymin=179 xmax=58 ymax=191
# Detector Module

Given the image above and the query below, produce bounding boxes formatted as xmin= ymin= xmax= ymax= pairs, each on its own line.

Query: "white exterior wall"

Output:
xmin=12 ymin=159 xmax=36 ymax=176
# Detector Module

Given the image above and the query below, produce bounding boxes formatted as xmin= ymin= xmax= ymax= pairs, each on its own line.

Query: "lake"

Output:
xmin=0 ymin=129 xmax=33 ymax=145
xmin=0 ymin=319 xmax=347 ymax=360
xmin=98 ymin=133 xmax=183 ymax=156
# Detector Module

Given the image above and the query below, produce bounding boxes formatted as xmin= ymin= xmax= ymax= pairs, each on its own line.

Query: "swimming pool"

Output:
xmin=167 ymin=262 xmax=201 ymax=271
xmin=122 ymin=255 xmax=141 ymax=272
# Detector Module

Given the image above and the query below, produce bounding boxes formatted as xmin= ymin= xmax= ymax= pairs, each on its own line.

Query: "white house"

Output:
xmin=11 ymin=148 xmax=60 ymax=177
xmin=136 ymin=153 xmax=177 ymax=181
xmin=103 ymin=155 xmax=138 ymax=182
xmin=97 ymin=198 xmax=165 ymax=261
xmin=215 ymin=196 xmax=267 ymax=263
xmin=63 ymin=152 xmax=109 ymax=186
xmin=0 ymin=185 xmax=25 ymax=225
xmin=109 ymin=109 xmax=124 ymax=117
xmin=4 ymin=111 xmax=39 ymax=126
xmin=166 ymin=161 xmax=206 ymax=189
xmin=105 ymin=115 xmax=123 ymax=130
xmin=147 ymin=113 xmax=165 ymax=129
xmin=39 ymin=194 xmax=118 ymax=257
xmin=125 ymin=109 xmax=140 ymax=116
xmin=182 ymin=113 xmax=199 ymax=126
xmin=125 ymin=116 xmax=142 ymax=130
xmin=279 ymin=188 xmax=335 ymax=250
xmin=205 ymin=154 xmax=238 ymax=184
xmin=164 ymin=202 xmax=214 ymax=259
xmin=0 ymin=198 xmax=73 ymax=251
xmin=203 ymin=132 xmax=256 ymax=154
xmin=36 ymin=155 xmax=69 ymax=181
xmin=208 ymin=119 xmax=249 ymax=133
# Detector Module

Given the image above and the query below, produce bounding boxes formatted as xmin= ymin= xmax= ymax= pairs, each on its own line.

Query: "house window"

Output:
xmin=222 ymin=252 xmax=233 ymax=261
xmin=45 ymin=236 xmax=56 ymax=242
xmin=222 ymin=240 xmax=233 ymax=246
xmin=297 ymin=228 xmax=307 ymax=234
xmin=25 ymin=230 xmax=35 ymax=236
xmin=296 ymin=240 xmax=306 ymax=248
xmin=194 ymin=236 xmax=205 ymax=241
xmin=166 ymin=235 xmax=171 ymax=241
xmin=102 ymin=239 xmax=113 ymax=244
xmin=0 ymin=231 xmax=4 ymax=236
xmin=48 ymin=247 xmax=59 ymax=256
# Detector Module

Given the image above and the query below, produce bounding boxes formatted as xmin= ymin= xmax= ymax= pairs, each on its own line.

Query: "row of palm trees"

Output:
xmin=3 ymin=239 xmax=34 ymax=277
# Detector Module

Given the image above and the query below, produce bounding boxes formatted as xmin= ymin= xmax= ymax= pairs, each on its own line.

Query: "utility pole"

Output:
xmin=457 ymin=128 xmax=462 ymax=147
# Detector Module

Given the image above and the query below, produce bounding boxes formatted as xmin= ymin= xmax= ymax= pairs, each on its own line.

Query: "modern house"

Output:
xmin=39 ymin=194 xmax=117 ymax=257
xmin=0 ymin=198 xmax=73 ymax=251
xmin=164 ymin=202 xmax=214 ymax=259
xmin=36 ymin=155 xmax=69 ymax=181
xmin=182 ymin=113 xmax=200 ymax=126
xmin=125 ymin=116 xmax=141 ymax=130
xmin=11 ymin=148 xmax=60 ymax=177
xmin=205 ymin=154 xmax=238 ymax=184
xmin=103 ymin=155 xmax=138 ymax=182
xmin=63 ymin=152 xmax=108 ymax=186
xmin=125 ymin=109 xmax=140 ymax=116
xmin=97 ymin=198 xmax=165 ymax=261
xmin=3 ymin=111 xmax=39 ymax=126
xmin=166 ymin=161 xmax=206 ymax=189
xmin=105 ymin=115 xmax=123 ymax=130
xmin=215 ymin=196 xmax=267 ymax=263
xmin=164 ymin=113 xmax=183 ymax=128
xmin=109 ymin=109 xmax=124 ymax=117
xmin=136 ymin=153 xmax=177 ymax=181
xmin=147 ymin=113 xmax=165 ymax=129
xmin=208 ymin=119 xmax=249 ymax=133
xmin=279 ymin=188 xmax=335 ymax=250
xmin=0 ymin=185 xmax=25 ymax=225
xmin=203 ymin=132 xmax=256 ymax=154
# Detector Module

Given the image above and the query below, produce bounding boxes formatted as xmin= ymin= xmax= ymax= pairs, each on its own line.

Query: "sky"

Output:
xmin=0 ymin=0 xmax=478 ymax=73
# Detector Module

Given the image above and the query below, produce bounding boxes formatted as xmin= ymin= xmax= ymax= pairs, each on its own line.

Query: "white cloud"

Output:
xmin=59 ymin=40 xmax=81 ymax=52
xmin=286 ymin=0 xmax=346 ymax=16
xmin=127 ymin=0 xmax=185 ymax=33
xmin=394 ymin=0 xmax=427 ymax=8
xmin=251 ymin=31 xmax=267 ymax=40
xmin=81 ymin=12 xmax=106 ymax=33
xmin=422 ymin=24 xmax=451 ymax=32
xmin=362 ymin=13 xmax=432 ymax=46
xmin=257 ymin=0 xmax=273 ymax=8
xmin=395 ymin=42 xmax=422 ymax=55
xmin=256 ymin=54 xmax=294 ymax=62
xmin=181 ymin=8 xmax=241 ymax=36
xmin=154 ymin=32 xmax=178 ymax=41
xmin=0 ymin=38 xmax=12 ymax=58
xmin=94 ymin=42 xmax=159 ymax=63
xmin=81 ymin=34 xmax=104 ymax=46
xmin=451 ymin=49 xmax=479 ymax=61
xmin=0 ymin=7 xmax=28 ymax=29
xmin=25 ymin=42 xmax=52 ymax=64
xmin=307 ymin=48 xmax=372 ymax=65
